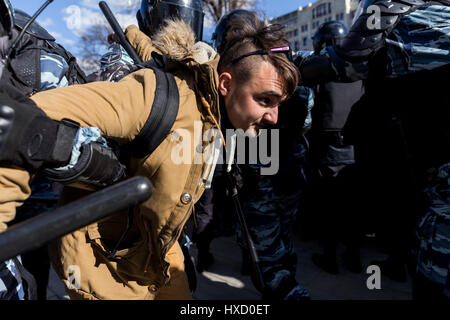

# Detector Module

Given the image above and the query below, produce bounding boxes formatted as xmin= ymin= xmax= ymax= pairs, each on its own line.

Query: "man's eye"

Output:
xmin=259 ymin=97 xmax=272 ymax=105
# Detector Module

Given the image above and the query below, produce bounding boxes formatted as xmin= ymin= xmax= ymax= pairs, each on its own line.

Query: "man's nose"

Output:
xmin=263 ymin=107 xmax=278 ymax=125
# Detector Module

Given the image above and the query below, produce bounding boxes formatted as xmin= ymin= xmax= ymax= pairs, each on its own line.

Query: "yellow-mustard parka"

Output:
xmin=0 ymin=20 xmax=222 ymax=299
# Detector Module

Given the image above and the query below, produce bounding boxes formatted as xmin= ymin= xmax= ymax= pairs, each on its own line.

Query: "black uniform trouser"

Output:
xmin=312 ymin=163 xmax=362 ymax=257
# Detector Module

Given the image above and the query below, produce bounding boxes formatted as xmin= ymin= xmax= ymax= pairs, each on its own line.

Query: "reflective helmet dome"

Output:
xmin=137 ymin=0 xmax=204 ymax=41
xmin=312 ymin=20 xmax=348 ymax=54
xmin=212 ymin=9 xmax=260 ymax=54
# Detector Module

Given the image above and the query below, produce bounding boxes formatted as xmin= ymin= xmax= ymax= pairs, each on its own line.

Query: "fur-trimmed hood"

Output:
xmin=125 ymin=19 xmax=222 ymax=142
xmin=152 ymin=19 xmax=217 ymax=65
xmin=152 ymin=19 xmax=222 ymax=134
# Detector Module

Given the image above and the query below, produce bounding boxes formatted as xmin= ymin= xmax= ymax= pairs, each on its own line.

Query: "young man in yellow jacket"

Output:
xmin=0 ymin=11 xmax=298 ymax=300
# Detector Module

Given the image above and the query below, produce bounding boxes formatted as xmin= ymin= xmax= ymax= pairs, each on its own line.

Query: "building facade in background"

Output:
xmin=269 ymin=0 xmax=360 ymax=51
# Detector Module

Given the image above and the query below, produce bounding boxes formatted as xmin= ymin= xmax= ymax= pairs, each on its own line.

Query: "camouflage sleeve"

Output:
xmin=384 ymin=4 xmax=450 ymax=77
xmin=415 ymin=161 xmax=450 ymax=297
xmin=297 ymin=86 xmax=314 ymax=129
xmin=95 ymin=24 xmax=154 ymax=72
xmin=323 ymin=4 xmax=450 ymax=82
xmin=40 ymin=53 xmax=69 ymax=90
xmin=100 ymin=43 xmax=135 ymax=69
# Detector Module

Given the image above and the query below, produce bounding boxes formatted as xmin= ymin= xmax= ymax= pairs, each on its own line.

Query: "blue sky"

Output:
xmin=10 ymin=0 xmax=311 ymax=56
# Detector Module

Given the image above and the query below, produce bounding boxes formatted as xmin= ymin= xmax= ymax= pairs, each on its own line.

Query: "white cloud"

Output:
xmin=204 ymin=13 xmax=215 ymax=29
xmin=48 ymin=30 xmax=75 ymax=47
xmin=38 ymin=17 xmax=54 ymax=28
xmin=48 ymin=31 xmax=62 ymax=38
xmin=76 ymin=57 xmax=100 ymax=74
xmin=62 ymin=4 xmax=137 ymax=37
xmin=80 ymin=0 xmax=140 ymax=12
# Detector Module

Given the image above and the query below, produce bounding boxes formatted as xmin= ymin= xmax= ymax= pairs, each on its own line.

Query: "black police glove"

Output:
xmin=43 ymin=141 xmax=127 ymax=189
xmin=0 ymin=84 xmax=77 ymax=171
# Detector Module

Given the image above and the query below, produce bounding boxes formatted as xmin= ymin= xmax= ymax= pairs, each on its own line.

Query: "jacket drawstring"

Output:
xmin=200 ymin=95 xmax=226 ymax=148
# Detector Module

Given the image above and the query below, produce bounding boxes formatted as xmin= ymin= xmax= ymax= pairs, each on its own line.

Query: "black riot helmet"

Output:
xmin=212 ymin=9 xmax=260 ymax=54
xmin=0 ymin=0 xmax=14 ymax=38
xmin=312 ymin=20 xmax=348 ymax=54
xmin=13 ymin=9 xmax=55 ymax=41
xmin=137 ymin=0 xmax=204 ymax=41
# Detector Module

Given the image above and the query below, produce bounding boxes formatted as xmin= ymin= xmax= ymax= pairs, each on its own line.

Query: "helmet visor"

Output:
xmin=154 ymin=1 xmax=204 ymax=41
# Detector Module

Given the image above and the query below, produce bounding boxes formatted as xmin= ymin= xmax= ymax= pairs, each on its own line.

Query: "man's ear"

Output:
xmin=218 ymin=72 xmax=232 ymax=97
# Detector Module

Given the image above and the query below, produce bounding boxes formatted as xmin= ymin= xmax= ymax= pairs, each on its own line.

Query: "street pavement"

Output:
xmin=46 ymin=230 xmax=413 ymax=300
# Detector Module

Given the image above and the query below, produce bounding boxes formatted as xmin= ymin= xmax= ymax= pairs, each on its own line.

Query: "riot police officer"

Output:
xmin=90 ymin=0 xmax=208 ymax=81
xmin=296 ymin=0 xmax=450 ymax=299
xmin=307 ymin=20 xmax=365 ymax=275
xmin=0 ymin=3 xmax=88 ymax=300
xmin=0 ymin=4 xmax=299 ymax=300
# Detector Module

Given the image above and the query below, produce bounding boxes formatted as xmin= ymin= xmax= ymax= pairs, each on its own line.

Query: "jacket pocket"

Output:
xmin=86 ymin=222 xmax=143 ymax=260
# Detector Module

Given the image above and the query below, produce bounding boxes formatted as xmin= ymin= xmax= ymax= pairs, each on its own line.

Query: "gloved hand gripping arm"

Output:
xmin=0 ymin=84 xmax=125 ymax=188
xmin=0 ymin=84 xmax=75 ymax=171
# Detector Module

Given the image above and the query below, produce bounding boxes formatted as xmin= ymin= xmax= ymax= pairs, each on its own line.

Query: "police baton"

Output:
xmin=226 ymin=168 xmax=266 ymax=293
xmin=99 ymin=1 xmax=143 ymax=64
xmin=0 ymin=176 xmax=152 ymax=262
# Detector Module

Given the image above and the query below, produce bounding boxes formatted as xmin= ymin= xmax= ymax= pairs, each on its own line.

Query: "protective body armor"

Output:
xmin=311 ymin=81 xmax=364 ymax=168
xmin=0 ymin=9 xmax=87 ymax=96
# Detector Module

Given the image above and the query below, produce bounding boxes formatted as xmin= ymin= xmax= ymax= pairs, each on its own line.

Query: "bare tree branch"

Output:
xmin=202 ymin=0 xmax=258 ymax=23
xmin=78 ymin=24 xmax=112 ymax=66
xmin=75 ymin=2 xmax=137 ymax=73
xmin=76 ymin=1 xmax=261 ymax=73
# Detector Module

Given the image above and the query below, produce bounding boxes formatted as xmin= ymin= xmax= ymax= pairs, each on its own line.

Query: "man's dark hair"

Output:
xmin=213 ymin=9 xmax=261 ymax=54
xmin=218 ymin=13 xmax=299 ymax=98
